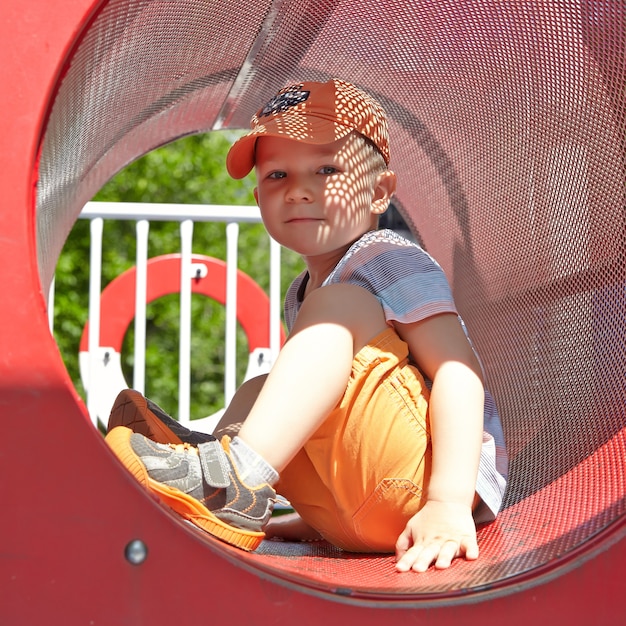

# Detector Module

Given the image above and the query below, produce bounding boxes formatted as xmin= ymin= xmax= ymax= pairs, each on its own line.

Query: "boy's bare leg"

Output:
xmin=214 ymin=283 xmax=387 ymax=543
xmin=237 ymin=283 xmax=388 ymax=473
xmin=213 ymin=374 xmax=267 ymax=439
xmin=106 ymin=283 xmax=386 ymax=547
xmin=264 ymin=511 xmax=323 ymax=542
xmin=214 ymin=373 xmax=324 ymax=543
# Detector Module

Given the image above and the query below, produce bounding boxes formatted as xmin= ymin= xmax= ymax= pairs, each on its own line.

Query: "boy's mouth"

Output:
xmin=285 ymin=217 xmax=323 ymax=223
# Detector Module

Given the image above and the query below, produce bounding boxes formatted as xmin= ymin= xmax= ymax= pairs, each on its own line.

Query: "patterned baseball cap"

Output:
xmin=226 ymin=79 xmax=390 ymax=179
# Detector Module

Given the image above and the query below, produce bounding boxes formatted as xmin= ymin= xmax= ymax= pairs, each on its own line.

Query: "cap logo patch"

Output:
xmin=258 ymin=87 xmax=310 ymax=118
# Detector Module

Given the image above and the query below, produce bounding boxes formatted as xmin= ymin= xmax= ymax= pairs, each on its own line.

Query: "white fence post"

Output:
xmin=87 ymin=217 xmax=104 ymax=427
xmin=133 ymin=219 xmax=150 ymax=394
xmin=225 ymin=222 xmax=239 ymax=405
xmin=178 ymin=219 xmax=194 ymax=426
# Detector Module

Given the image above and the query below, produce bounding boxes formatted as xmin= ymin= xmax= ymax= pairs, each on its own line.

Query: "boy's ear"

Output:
xmin=371 ymin=170 xmax=397 ymax=214
xmin=253 ymin=187 xmax=260 ymax=206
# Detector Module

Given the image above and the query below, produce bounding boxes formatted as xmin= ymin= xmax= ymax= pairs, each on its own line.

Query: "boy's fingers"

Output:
xmin=395 ymin=543 xmax=424 ymax=572
xmin=395 ymin=530 xmax=411 ymax=554
xmin=461 ymin=537 xmax=480 ymax=560
xmin=411 ymin=543 xmax=442 ymax=572
xmin=396 ymin=542 xmax=441 ymax=573
xmin=433 ymin=540 xmax=460 ymax=569
xmin=396 ymin=536 xmax=479 ymax=573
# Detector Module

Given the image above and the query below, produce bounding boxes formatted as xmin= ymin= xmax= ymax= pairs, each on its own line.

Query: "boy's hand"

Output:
xmin=395 ymin=500 xmax=478 ymax=572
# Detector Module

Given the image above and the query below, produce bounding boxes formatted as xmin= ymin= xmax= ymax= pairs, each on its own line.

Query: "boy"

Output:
xmin=106 ymin=79 xmax=507 ymax=572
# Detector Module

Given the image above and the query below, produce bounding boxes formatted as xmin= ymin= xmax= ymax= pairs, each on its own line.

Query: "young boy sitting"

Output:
xmin=105 ymin=79 xmax=507 ymax=573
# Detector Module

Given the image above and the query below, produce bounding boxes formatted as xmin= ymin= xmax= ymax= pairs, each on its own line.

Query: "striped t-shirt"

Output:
xmin=284 ymin=228 xmax=508 ymax=523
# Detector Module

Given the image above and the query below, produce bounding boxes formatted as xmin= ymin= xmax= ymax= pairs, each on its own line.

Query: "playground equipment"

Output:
xmin=1 ymin=0 xmax=624 ymax=624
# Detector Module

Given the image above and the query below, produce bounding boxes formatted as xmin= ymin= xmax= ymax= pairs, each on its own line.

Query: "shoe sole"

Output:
xmin=108 ymin=389 xmax=184 ymax=445
xmin=106 ymin=426 xmax=264 ymax=552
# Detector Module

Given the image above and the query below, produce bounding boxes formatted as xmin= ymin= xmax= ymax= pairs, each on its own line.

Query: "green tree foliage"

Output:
xmin=53 ymin=131 xmax=303 ymax=422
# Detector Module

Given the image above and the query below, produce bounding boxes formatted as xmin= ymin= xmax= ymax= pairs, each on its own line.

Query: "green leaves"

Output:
xmin=53 ymin=131 xmax=303 ymax=422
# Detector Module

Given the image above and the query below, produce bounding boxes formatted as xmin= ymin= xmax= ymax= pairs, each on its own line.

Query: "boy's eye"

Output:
xmin=267 ymin=171 xmax=286 ymax=180
xmin=319 ymin=166 xmax=339 ymax=175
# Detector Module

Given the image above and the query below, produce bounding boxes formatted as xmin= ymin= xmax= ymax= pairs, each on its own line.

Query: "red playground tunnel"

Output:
xmin=1 ymin=1 xmax=625 ymax=624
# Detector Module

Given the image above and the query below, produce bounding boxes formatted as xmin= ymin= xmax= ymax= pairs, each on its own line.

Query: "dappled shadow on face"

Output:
xmin=254 ymin=132 xmax=390 ymax=259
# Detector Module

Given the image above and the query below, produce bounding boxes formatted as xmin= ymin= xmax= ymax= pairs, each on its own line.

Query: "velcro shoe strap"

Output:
xmin=197 ymin=440 xmax=231 ymax=488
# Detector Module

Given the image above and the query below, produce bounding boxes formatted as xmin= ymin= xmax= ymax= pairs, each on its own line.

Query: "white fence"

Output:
xmin=49 ymin=201 xmax=283 ymax=432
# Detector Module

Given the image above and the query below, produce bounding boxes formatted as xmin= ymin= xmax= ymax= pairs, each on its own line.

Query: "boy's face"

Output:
xmin=253 ymin=133 xmax=395 ymax=261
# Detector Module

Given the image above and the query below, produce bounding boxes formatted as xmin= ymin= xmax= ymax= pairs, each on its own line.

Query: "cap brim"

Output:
xmin=226 ymin=116 xmax=352 ymax=179
xmin=226 ymin=133 xmax=258 ymax=179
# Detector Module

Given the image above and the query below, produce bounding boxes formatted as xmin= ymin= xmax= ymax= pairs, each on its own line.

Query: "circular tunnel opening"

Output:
xmin=35 ymin=0 xmax=626 ymax=604
xmin=52 ymin=129 xmax=302 ymax=428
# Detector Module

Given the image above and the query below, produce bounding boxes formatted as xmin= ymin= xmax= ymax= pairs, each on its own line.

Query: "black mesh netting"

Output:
xmin=36 ymin=0 xmax=626 ymax=597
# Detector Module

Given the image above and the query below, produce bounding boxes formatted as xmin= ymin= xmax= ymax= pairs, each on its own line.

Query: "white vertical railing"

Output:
xmin=133 ymin=219 xmax=149 ymax=394
xmin=224 ymin=222 xmax=239 ymax=406
xmin=178 ymin=219 xmax=194 ymax=426
xmin=48 ymin=277 xmax=56 ymax=334
xmin=50 ymin=201 xmax=283 ymax=429
xmin=87 ymin=217 xmax=104 ymax=427
xmin=269 ymin=237 xmax=282 ymax=364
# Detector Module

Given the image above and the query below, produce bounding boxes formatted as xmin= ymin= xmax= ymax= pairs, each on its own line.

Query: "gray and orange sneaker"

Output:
xmin=105 ymin=426 xmax=275 ymax=551
xmin=107 ymin=389 xmax=214 ymax=446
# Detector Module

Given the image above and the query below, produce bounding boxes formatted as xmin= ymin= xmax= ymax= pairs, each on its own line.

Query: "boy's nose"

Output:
xmin=285 ymin=176 xmax=312 ymax=202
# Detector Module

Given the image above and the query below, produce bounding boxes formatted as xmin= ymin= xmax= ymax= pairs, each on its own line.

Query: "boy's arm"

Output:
xmin=394 ymin=312 xmax=484 ymax=572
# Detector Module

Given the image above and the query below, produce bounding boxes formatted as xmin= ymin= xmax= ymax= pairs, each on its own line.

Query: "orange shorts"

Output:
xmin=276 ymin=327 xmax=431 ymax=552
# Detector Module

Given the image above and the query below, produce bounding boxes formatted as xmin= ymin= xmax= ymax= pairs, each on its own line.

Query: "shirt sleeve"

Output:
xmin=324 ymin=230 xmax=458 ymax=325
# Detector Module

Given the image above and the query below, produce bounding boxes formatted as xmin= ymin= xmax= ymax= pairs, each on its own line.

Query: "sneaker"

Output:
xmin=106 ymin=426 xmax=275 ymax=551
xmin=107 ymin=389 xmax=214 ymax=446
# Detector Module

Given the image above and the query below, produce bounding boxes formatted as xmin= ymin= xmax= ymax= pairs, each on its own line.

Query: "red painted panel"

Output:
xmin=0 ymin=1 xmax=624 ymax=625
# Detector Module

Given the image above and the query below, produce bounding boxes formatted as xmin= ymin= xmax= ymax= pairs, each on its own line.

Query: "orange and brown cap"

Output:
xmin=226 ymin=79 xmax=390 ymax=179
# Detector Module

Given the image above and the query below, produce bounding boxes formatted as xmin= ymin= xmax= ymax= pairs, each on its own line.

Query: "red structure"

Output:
xmin=79 ymin=254 xmax=280 ymax=358
xmin=1 ymin=1 xmax=624 ymax=624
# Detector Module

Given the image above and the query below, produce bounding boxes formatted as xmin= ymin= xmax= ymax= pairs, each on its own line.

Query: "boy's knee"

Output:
xmin=293 ymin=284 xmax=387 ymax=346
